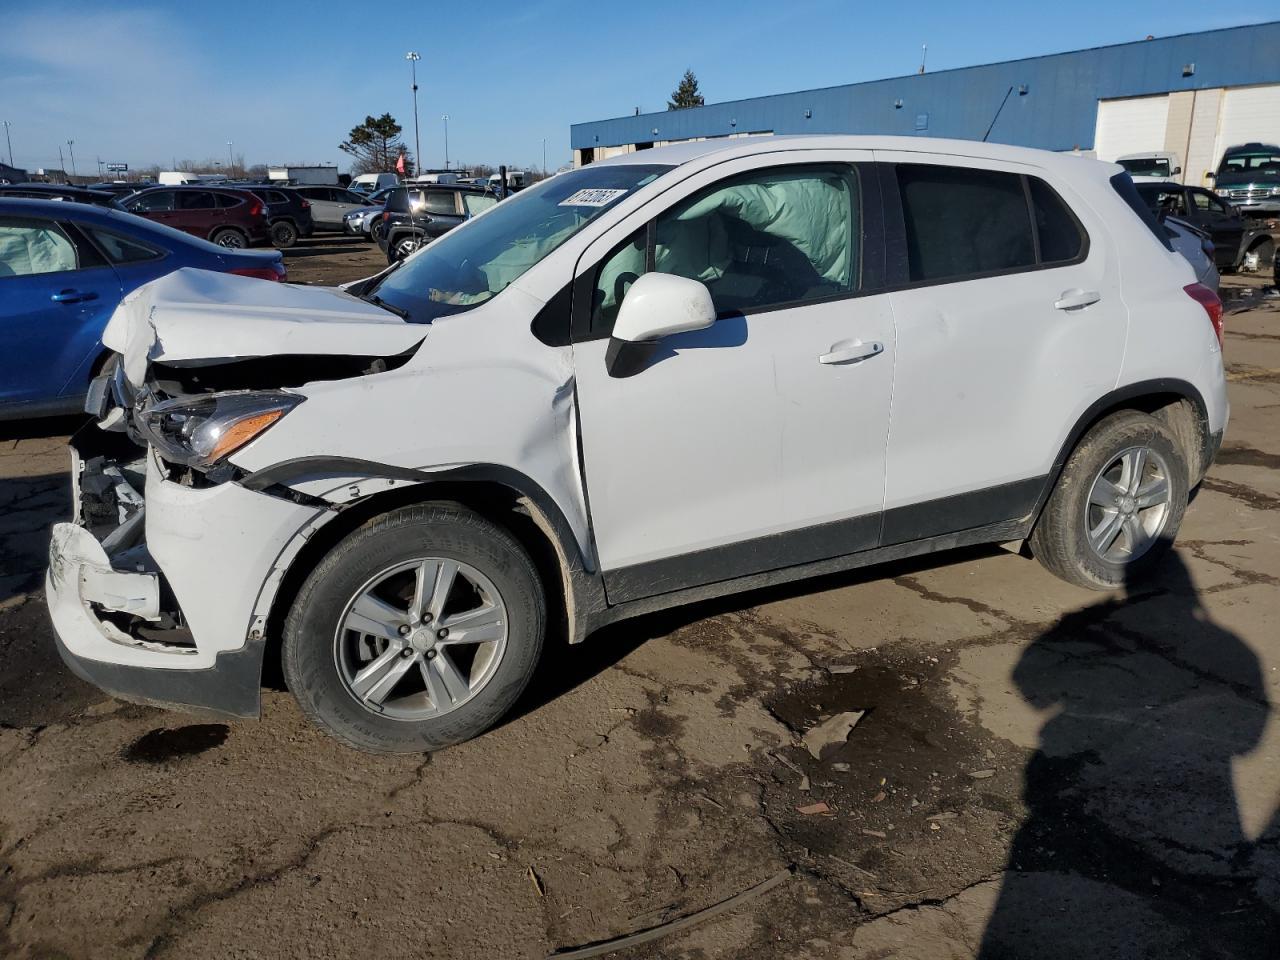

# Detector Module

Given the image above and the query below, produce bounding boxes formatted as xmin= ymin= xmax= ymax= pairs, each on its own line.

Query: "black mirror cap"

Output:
xmin=605 ymin=337 xmax=657 ymax=378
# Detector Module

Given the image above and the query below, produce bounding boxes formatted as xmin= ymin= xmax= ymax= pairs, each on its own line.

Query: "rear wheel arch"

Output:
xmin=1031 ymin=380 xmax=1210 ymax=530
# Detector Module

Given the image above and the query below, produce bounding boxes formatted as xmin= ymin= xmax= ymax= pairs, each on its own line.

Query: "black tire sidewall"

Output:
xmin=212 ymin=228 xmax=246 ymax=248
xmin=1040 ymin=413 xmax=1188 ymax=589
xmin=283 ymin=505 xmax=545 ymax=753
xmin=272 ymin=221 xmax=297 ymax=248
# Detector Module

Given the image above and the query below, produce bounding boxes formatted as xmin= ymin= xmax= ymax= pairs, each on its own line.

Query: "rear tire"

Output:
xmin=370 ymin=219 xmax=387 ymax=245
xmin=271 ymin=221 xmax=298 ymax=248
xmin=282 ymin=502 xmax=546 ymax=754
xmin=1031 ymin=410 xmax=1188 ymax=590
xmin=211 ymin=227 xmax=248 ymax=249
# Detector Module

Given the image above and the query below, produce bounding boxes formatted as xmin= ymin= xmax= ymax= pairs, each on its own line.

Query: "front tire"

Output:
xmin=282 ymin=503 xmax=546 ymax=753
xmin=1031 ymin=410 xmax=1188 ymax=590
xmin=370 ymin=218 xmax=387 ymax=245
xmin=390 ymin=234 xmax=421 ymax=263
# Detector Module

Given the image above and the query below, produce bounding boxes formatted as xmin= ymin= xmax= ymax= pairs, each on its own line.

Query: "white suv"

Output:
xmin=46 ymin=136 xmax=1228 ymax=753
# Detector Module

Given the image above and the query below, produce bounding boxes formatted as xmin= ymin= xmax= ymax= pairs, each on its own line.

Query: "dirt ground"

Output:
xmin=1 ymin=238 xmax=1277 ymax=959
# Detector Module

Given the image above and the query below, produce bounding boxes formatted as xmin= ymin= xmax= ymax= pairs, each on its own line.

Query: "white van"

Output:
xmin=48 ymin=136 xmax=1228 ymax=753
xmin=350 ymin=172 xmax=399 ymax=194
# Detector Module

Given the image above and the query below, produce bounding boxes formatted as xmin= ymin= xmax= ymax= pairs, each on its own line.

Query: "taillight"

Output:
xmin=300 ymin=199 xmax=310 ymax=209
xmin=229 ymin=264 xmax=285 ymax=282
xmin=382 ymin=211 xmax=390 ymax=222
xmin=1184 ymin=282 xmax=1223 ymax=348
xmin=248 ymin=200 xmax=264 ymax=217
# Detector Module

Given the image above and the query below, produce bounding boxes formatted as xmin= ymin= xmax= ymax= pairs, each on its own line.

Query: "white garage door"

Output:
xmin=1215 ymin=85 xmax=1280 ymax=166
xmin=1094 ymin=96 xmax=1171 ymax=162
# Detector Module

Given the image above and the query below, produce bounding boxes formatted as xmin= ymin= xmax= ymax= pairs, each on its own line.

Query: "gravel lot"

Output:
xmin=1 ymin=240 xmax=1277 ymax=959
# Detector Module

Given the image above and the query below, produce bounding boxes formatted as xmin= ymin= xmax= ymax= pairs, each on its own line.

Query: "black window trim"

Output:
xmin=569 ymin=160 xmax=885 ymax=343
xmin=881 ymin=162 xmax=1091 ymax=291
xmin=73 ymin=221 xmax=168 ymax=267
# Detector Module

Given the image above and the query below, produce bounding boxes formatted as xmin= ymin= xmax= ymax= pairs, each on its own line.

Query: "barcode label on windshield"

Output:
xmin=559 ymin=188 xmax=628 ymax=207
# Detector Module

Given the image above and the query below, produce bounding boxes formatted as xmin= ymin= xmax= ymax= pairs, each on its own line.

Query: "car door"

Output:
xmin=331 ymin=189 xmax=371 ymax=222
xmin=297 ymin=187 xmax=338 ymax=227
xmin=423 ymin=190 xmax=463 ymax=238
xmin=571 ymin=152 xmax=896 ymax=603
xmin=175 ymin=190 xmax=219 ymax=239
xmin=1188 ymin=188 xmax=1244 ymax=268
xmin=0 ymin=215 xmax=122 ymax=407
xmin=874 ymin=154 xmax=1124 ymax=542
xmin=126 ymin=190 xmax=178 ymax=229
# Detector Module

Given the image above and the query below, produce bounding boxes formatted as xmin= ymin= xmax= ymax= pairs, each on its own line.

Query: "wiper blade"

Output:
xmin=364 ymin=293 xmax=409 ymax=320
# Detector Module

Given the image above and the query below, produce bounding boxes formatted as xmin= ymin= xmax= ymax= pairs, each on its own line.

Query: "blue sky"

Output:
xmin=0 ymin=1 xmax=1264 ymax=176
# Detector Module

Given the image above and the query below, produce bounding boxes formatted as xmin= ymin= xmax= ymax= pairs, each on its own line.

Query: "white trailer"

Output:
xmin=267 ymin=165 xmax=340 ymax=185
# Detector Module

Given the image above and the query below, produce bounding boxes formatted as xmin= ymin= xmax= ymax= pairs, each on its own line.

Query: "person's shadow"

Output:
xmin=979 ymin=548 xmax=1279 ymax=958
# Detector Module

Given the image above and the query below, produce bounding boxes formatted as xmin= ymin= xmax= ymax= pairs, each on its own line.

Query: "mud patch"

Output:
xmin=1214 ymin=444 xmax=1280 ymax=470
xmin=123 ymin=724 xmax=229 ymax=763
xmin=1200 ymin=477 xmax=1280 ymax=510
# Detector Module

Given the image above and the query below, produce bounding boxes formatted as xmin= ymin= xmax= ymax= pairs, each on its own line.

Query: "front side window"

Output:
xmin=461 ymin=193 xmax=498 ymax=217
xmin=367 ymin=163 xmax=668 ymax=324
xmin=0 ymin=218 xmax=79 ymax=277
xmin=130 ymin=191 xmax=175 ymax=212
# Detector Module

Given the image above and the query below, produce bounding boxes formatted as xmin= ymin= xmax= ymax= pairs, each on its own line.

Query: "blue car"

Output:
xmin=1 ymin=198 xmax=286 ymax=420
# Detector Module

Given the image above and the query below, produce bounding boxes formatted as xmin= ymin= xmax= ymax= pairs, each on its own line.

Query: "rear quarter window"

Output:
xmin=1110 ymin=173 xmax=1174 ymax=252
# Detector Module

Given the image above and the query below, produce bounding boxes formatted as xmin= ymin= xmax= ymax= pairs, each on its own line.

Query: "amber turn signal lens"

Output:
xmin=206 ymin=409 xmax=288 ymax=462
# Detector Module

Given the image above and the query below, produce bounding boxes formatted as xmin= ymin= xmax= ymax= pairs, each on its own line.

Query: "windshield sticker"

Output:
xmin=559 ymin=188 xmax=628 ymax=208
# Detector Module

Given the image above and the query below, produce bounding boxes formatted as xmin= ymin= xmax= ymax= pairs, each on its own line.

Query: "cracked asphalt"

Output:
xmin=1 ymin=242 xmax=1277 ymax=959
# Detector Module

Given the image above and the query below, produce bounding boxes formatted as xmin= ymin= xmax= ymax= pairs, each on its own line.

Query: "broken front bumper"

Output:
xmin=46 ymin=427 xmax=326 ymax=719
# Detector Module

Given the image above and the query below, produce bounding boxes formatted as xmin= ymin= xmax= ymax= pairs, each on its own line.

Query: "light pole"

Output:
xmin=227 ymin=141 xmax=234 ymax=175
xmin=1 ymin=121 xmax=12 ymax=169
xmin=441 ymin=115 xmax=449 ymax=170
xmin=57 ymin=145 xmax=65 ymax=182
xmin=541 ymin=138 xmax=547 ymax=177
xmin=66 ymin=139 xmax=76 ymax=179
xmin=406 ymin=52 xmax=421 ymax=174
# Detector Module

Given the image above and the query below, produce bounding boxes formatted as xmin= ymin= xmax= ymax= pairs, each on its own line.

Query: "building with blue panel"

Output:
xmin=570 ymin=21 xmax=1280 ymax=184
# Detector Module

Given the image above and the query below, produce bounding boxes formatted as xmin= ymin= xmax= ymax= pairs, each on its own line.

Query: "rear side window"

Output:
xmin=461 ymin=193 xmax=497 ymax=217
xmin=213 ymin=193 xmax=242 ymax=209
xmin=423 ymin=191 xmax=457 ymax=215
xmin=1110 ymin=172 xmax=1173 ymax=251
xmin=897 ymin=165 xmax=1034 ymax=282
xmin=86 ymin=227 xmax=163 ymax=264
xmin=177 ymin=191 xmax=216 ymax=210
xmin=1029 ymin=178 xmax=1084 ymax=264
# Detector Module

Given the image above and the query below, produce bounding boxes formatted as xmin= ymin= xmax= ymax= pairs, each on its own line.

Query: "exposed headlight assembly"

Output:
xmin=140 ymin=391 xmax=302 ymax=469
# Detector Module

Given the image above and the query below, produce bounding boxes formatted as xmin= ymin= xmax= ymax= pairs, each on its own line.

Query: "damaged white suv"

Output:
xmin=47 ymin=137 xmax=1228 ymax=753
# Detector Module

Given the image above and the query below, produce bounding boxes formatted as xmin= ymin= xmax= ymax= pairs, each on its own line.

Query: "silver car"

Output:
xmin=291 ymin=186 xmax=371 ymax=231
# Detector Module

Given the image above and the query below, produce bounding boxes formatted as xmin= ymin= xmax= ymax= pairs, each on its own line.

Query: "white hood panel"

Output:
xmin=102 ymin=268 xmax=426 ymax=386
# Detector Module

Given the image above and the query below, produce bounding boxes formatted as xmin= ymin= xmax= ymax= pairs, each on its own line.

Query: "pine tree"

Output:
xmin=667 ymin=70 xmax=705 ymax=110
xmin=339 ymin=114 xmax=411 ymax=175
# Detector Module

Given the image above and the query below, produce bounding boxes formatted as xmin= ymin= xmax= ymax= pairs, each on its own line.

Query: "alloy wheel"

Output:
xmin=333 ymin=558 xmax=508 ymax=720
xmin=1084 ymin=445 xmax=1172 ymax=563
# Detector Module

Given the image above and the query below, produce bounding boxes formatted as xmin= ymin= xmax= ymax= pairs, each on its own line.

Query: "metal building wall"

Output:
xmin=570 ymin=21 xmax=1280 ymax=155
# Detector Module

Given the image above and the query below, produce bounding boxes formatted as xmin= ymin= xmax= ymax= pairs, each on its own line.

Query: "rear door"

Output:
xmin=297 ymin=187 xmax=338 ymax=227
xmin=175 ymin=190 xmax=220 ymax=239
xmin=423 ymin=190 xmax=463 ymax=238
xmin=331 ymin=189 xmax=370 ymax=222
xmin=874 ymin=154 xmax=1124 ymax=542
xmin=0 ymin=216 xmax=122 ymax=406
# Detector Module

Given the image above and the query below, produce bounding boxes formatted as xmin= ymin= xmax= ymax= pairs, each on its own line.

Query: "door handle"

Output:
xmin=1054 ymin=289 xmax=1101 ymax=311
xmin=51 ymin=289 xmax=98 ymax=304
xmin=819 ymin=339 xmax=884 ymax=365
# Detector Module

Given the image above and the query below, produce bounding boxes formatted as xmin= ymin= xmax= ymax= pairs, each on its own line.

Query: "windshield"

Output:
xmin=1118 ymin=157 xmax=1171 ymax=178
xmin=1218 ymin=151 xmax=1280 ymax=175
xmin=369 ymin=164 xmax=668 ymax=324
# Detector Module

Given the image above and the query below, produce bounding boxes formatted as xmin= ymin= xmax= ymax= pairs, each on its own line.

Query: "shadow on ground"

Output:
xmin=978 ymin=549 xmax=1279 ymax=958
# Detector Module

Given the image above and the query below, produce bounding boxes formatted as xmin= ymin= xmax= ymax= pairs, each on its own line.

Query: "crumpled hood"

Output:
xmin=102 ymin=267 xmax=426 ymax=387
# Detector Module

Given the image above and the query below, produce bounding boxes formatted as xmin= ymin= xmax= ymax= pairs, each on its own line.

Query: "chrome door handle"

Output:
xmin=1054 ymin=289 xmax=1101 ymax=310
xmin=819 ymin=339 xmax=884 ymax=365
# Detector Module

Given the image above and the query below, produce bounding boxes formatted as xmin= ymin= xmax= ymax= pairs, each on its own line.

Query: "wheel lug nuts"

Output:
xmin=398 ymin=624 xmax=411 ymax=636
xmin=436 ymin=628 xmax=449 ymax=640
xmin=426 ymin=649 xmax=436 ymax=660
xmin=422 ymin=613 xmax=433 ymax=624
xmin=401 ymin=648 xmax=414 ymax=658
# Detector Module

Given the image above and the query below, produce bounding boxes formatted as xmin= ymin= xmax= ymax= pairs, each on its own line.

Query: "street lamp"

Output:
xmin=541 ymin=137 xmax=547 ymax=177
xmin=406 ymin=52 xmax=421 ymax=174
xmin=442 ymin=115 xmax=449 ymax=170
xmin=1 ymin=121 xmax=12 ymax=169
xmin=227 ymin=141 xmax=234 ymax=175
xmin=66 ymin=139 xmax=76 ymax=178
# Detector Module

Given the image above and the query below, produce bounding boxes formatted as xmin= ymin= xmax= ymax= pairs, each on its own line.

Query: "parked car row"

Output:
xmin=1 ymin=198 xmax=284 ymax=419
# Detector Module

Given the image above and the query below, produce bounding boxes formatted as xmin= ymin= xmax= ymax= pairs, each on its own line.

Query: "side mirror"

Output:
xmin=1205 ymin=171 xmax=1216 ymax=181
xmin=606 ymin=273 xmax=716 ymax=378
xmin=1172 ymin=166 xmax=1182 ymax=176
